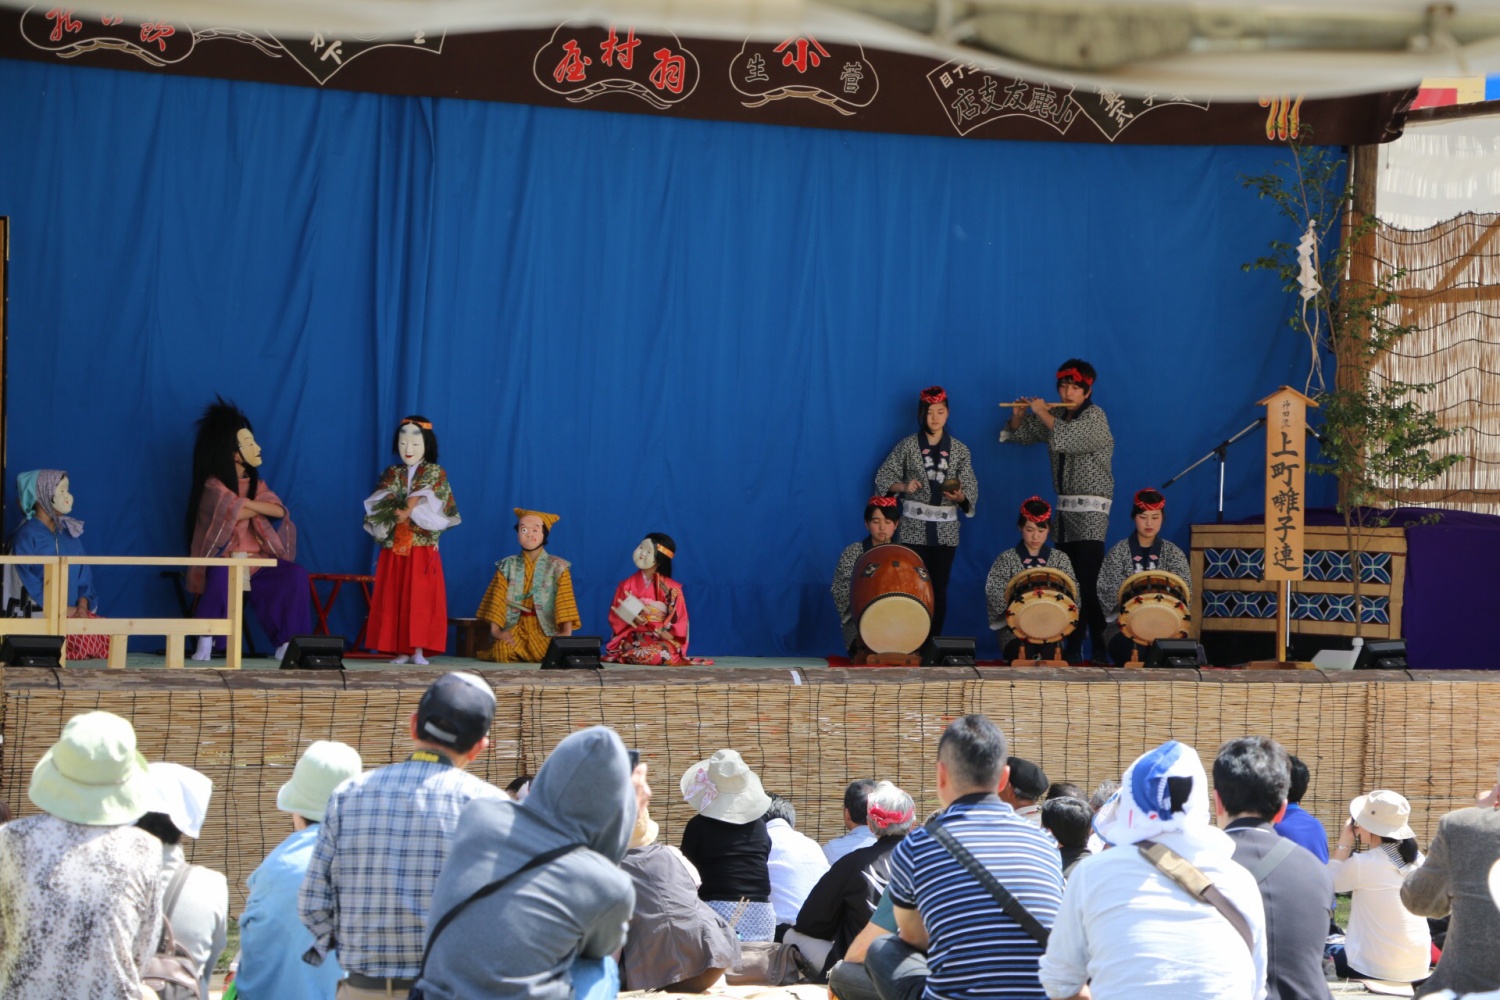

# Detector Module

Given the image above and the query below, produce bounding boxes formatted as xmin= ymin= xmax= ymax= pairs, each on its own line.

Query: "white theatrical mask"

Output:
xmin=398 ymin=423 xmax=426 ymax=467
xmin=52 ymin=476 xmax=74 ymax=515
xmin=632 ymin=538 xmax=656 ymax=571
xmin=236 ymin=428 xmax=264 ymax=468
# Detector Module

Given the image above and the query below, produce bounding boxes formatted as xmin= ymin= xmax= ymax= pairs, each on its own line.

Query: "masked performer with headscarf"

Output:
xmin=603 ymin=533 xmax=712 ymax=665
xmin=831 ymin=495 xmax=900 ymax=656
xmin=7 ymin=469 xmax=109 ymax=660
xmin=874 ymin=386 xmax=978 ymax=636
xmin=475 ymin=508 xmax=581 ymax=663
xmin=1000 ymin=359 xmax=1113 ymax=662
xmin=363 ymin=416 xmax=460 ymax=664
xmin=985 ymin=496 xmax=1079 ymax=663
xmin=1098 ymin=488 xmax=1191 ymax=666
xmin=186 ymin=397 xmax=309 ymax=661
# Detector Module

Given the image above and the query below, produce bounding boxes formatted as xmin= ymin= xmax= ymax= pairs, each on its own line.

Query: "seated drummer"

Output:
xmin=985 ymin=497 xmax=1079 ymax=663
xmin=831 ymin=495 xmax=900 ymax=655
xmin=1098 ymin=488 xmax=1191 ymax=666
xmin=475 ymin=508 xmax=581 ymax=662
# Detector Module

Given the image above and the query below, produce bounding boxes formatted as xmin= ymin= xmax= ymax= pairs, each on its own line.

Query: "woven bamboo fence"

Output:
xmin=3 ymin=666 xmax=1497 ymax=910
xmin=1365 ymin=212 xmax=1500 ymax=513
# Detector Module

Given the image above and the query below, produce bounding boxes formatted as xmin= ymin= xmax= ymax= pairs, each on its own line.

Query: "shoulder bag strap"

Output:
xmin=162 ymin=862 xmax=194 ymax=921
xmin=416 ymin=843 xmax=583 ymax=981
xmin=928 ymin=819 xmax=1049 ymax=947
xmin=1248 ymin=836 xmax=1297 ymax=884
xmin=1137 ymin=839 xmax=1254 ymax=953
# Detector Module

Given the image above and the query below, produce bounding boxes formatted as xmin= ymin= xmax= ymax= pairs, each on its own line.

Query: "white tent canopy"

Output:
xmin=2 ymin=0 xmax=1497 ymax=99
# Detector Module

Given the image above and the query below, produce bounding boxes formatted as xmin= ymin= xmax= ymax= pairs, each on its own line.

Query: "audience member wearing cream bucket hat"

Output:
xmin=1328 ymin=788 xmax=1429 ymax=991
xmin=277 ymin=739 xmax=363 ymax=821
xmin=28 ymin=709 xmax=153 ymax=825
xmin=0 ymin=711 xmax=163 ymax=999
xmin=679 ymin=749 xmax=778 ymax=941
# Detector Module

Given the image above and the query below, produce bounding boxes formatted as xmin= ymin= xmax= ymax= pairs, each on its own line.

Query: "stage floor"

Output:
xmin=80 ymin=651 xmax=833 ymax=671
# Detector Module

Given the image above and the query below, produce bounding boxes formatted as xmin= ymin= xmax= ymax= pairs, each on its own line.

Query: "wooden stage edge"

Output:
xmin=3 ymin=664 xmax=1494 ymax=691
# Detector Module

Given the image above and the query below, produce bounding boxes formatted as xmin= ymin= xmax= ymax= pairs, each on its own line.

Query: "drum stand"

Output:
xmin=1010 ymin=642 xmax=1068 ymax=667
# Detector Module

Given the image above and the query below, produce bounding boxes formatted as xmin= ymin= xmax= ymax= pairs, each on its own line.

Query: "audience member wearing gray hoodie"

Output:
xmin=415 ymin=725 xmax=637 ymax=1000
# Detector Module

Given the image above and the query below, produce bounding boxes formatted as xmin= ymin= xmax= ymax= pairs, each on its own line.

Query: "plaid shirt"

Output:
xmin=298 ymin=754 xmax=503 ymax=978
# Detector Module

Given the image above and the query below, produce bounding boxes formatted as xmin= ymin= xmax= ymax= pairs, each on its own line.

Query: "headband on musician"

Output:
xmin=1132 ymin=488 xmax=1167 ymax=515
xmin=1019 ymin=496 xmax=1052 ymax=525
xmin=400 ymin=417 xmax=434 ymax=430
xmin=1055 ymin=366 xmax=1095 ymax=388
xmin=919 ymin=386 xmax=948 ymax=405
xmin=868 ymin=496 xmax=898 ymax=509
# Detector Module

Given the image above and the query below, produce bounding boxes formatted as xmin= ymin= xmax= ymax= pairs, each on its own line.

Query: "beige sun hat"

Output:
xmin=680 ymin=749 xmax=772 ymax=825
xmin=1350 ymin=789 xmax=1417 ymax=840
xmin=28 ymin=711 xmax=153 ymax=826
xmin=277 ymin=740 xmax=363 ymax=821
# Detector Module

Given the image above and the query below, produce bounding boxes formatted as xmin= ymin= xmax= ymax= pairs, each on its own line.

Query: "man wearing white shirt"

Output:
xmin=765 ymin=794 xmax=830 ymax=928
xmin=824 ymin=780 xmax=877 ymax=864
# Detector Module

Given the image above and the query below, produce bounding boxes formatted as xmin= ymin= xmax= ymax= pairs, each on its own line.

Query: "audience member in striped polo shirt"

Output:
xmin=866 ymin=715 xmax=1064 ymax=1000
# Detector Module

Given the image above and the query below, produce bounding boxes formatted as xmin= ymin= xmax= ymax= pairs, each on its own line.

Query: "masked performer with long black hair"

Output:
xmin=186 ymin=397 xmax=310 ymax=661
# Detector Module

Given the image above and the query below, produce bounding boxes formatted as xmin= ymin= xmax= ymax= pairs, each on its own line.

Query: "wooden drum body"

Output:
xmin=1004 ymin=567 xmax=1079 ymax=644
xmin=851 ymin=544 xmax=935 ymax=655
xmin=1118 ymin=570 xmax=1192 ymax=644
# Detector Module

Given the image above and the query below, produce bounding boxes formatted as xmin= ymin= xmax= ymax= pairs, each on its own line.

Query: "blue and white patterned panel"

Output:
xmin=1302 ymin=549 xmax=1392 ymax=584
xmin=1359 ymin=552 xmax=1392 ymax=585
xmin=1202 ymin=590 xmax=1279 ymax=619
xmin=1203 ymin=548 xmax=1265 ymax=580
xmin=1290 ymin=592 xmax=1389 ymax=624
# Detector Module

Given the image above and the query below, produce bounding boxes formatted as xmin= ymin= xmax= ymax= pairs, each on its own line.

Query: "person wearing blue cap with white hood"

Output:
xmin=1038 ymin=740 xmax=1267 ymax=1000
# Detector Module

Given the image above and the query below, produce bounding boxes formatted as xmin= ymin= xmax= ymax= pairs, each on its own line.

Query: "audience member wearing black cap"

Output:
xmin=999 ymin=756 xmax=1049 ymax=825
xmin=299 ymin=672 xmax=504 ymax=997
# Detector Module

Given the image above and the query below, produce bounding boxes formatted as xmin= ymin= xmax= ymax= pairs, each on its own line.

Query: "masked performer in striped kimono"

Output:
xmin=475 ymin=508 xmax=581 ymax=662
xmin=363 ymin=416 xmax=460 ymax=664
xmin=1000 ymin=360 xmax=1113 ymax=662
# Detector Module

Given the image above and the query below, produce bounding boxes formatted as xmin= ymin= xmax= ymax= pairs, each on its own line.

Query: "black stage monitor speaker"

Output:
xmin=279 ymin=635 xmax=346 ymax=670
xmin=1354 ymin=639 xmax=1407 ymax=670
xmin=541 ymin=636 xmax=603 ymax=670
xmin=1145 ymin=639 xmax=1202 ymax=669
xmin=923 ymin=636 xmax=976 ymax=667
xmin=0 ymin=635 xmax=64 ymax=667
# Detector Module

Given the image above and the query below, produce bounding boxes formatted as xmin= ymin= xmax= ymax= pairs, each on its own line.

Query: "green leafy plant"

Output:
xmin=1242 ymin=140 xmax=1460 ymax=636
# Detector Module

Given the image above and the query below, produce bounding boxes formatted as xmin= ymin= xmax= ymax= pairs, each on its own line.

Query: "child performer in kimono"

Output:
xmin=984 ymin=496 xmax=1079 ymax=663
xmin=1098 ymin=488 xmax=1191 ymax=666
xmin=603 ymin=533 xmax=713 ymax=665
xmin=363 ymin=416 xmax=460 ymax=664
xmin=1000 ymin=359 xmax=1114 ymax=662
xmin=475 ymin=508 xmax=581 ymax=662
xmin=7 ymin=469 xmax=109 ymax=660
xmin=186 ymin=397 xmax=310 ymax=662
xmin=830 ymin=495 xmax=900 ymax=656
xmin=874 ymin=385 xmax=979 ymax=636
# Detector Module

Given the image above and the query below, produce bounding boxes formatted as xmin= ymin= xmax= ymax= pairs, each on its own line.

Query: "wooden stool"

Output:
xmin=449 ymin=617 xmax=491 ymax=659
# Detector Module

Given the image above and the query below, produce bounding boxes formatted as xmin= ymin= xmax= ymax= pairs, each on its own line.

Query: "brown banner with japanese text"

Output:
xmin=0 ymin=13 xmax=1414 ymax=146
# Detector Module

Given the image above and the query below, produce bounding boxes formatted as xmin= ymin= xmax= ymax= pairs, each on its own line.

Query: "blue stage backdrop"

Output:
xmin=0 ymin=56 xmax=1334 ymax=658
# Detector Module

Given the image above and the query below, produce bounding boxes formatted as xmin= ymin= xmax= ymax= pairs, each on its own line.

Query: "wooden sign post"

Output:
xmin=1255 ymin=386 xmax=1318 ymax=666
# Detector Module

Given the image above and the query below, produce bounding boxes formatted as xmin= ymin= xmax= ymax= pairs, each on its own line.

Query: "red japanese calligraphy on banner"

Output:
xmin=533 ymin=23 xmax=700 ymax=109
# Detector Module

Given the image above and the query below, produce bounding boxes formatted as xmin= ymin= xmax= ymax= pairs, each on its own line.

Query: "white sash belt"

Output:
xmin=1057 ymin=495 xmax=1112 ymax=515
xmin=903 ymin=500 xmax=959 ymax=523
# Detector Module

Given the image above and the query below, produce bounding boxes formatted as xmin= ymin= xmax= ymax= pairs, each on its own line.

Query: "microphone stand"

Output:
xmin=1160 ymin=417 xmax=1266 ymax=522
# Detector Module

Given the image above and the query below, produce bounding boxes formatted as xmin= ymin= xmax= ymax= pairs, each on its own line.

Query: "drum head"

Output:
xmin=1013 ymin=601 xmax=1074 ymax=644
xmin=1123 ymin=602 xmax=1187 ymax=642
xmin=859 ymin=594 xmax=932 ymax=654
